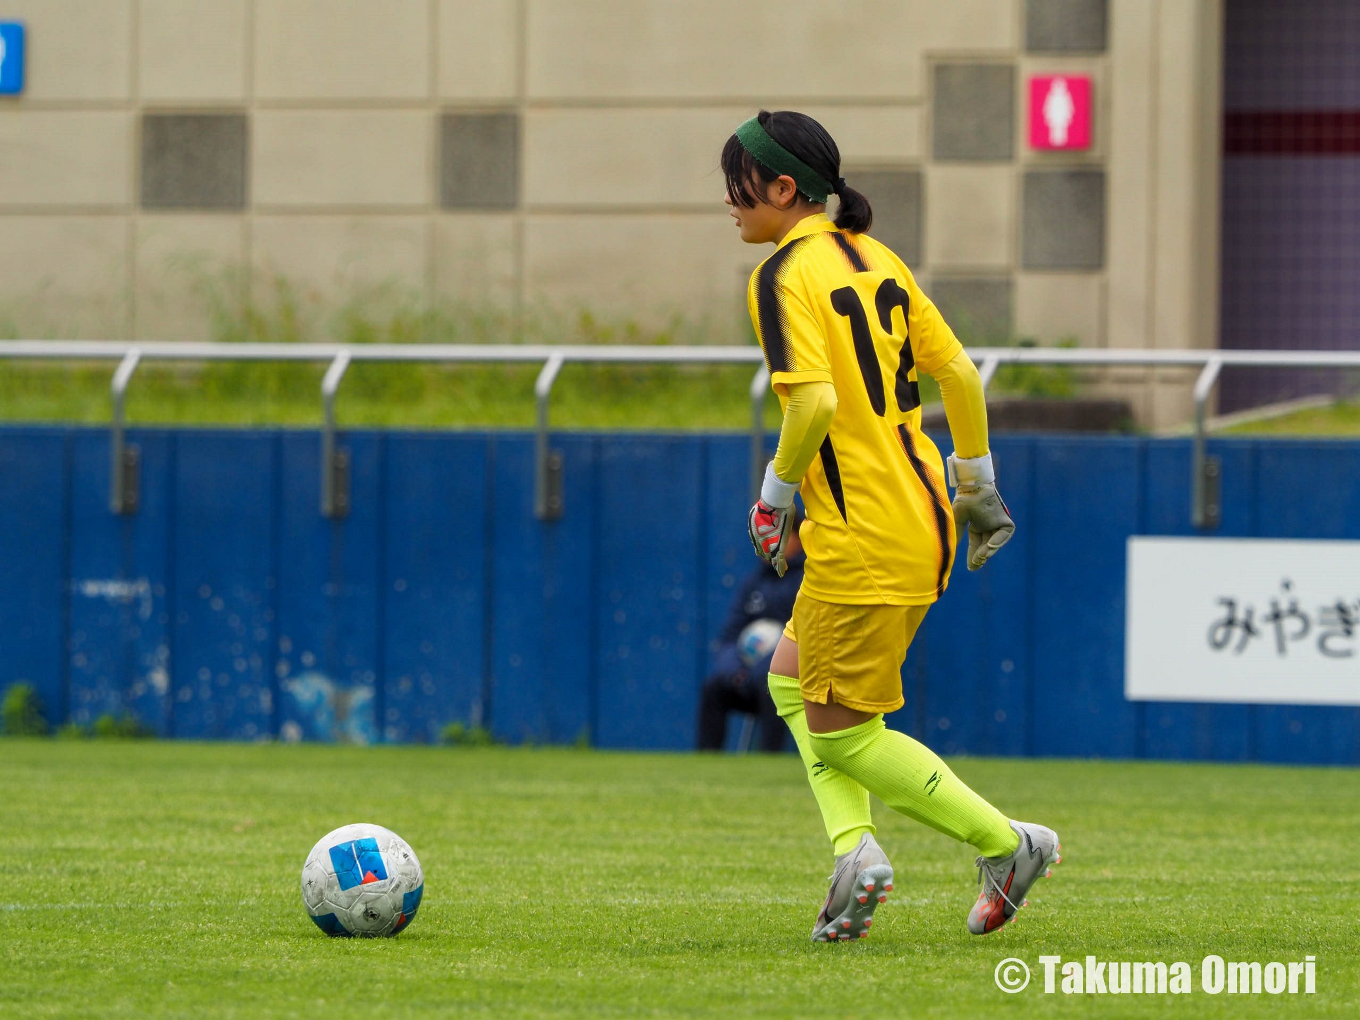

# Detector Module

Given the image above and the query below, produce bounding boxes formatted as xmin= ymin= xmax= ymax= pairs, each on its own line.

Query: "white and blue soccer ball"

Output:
xmin=737 ymin=618 xmax=784 ymax=667
xmin=301 ymin=823 xmax=424 ymax=937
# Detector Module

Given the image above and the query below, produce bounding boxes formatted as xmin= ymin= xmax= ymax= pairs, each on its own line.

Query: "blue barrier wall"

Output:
xmin=2 ymin=425 xmax=1358 ymax=764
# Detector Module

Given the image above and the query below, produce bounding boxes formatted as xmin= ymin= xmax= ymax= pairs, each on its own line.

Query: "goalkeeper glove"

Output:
xmin=947 ymin=452 xmax=1014 ymax=571
xmin=748 ymin=463 xmax=798 ymax=577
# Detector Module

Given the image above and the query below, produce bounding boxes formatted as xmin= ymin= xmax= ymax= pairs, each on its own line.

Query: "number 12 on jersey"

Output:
xmin=830 ymin=278 xmax=920 ymax=416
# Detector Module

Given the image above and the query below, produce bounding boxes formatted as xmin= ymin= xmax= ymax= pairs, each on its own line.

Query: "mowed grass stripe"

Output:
xmin=1 ymin=741 xmax=1357 ymax=1019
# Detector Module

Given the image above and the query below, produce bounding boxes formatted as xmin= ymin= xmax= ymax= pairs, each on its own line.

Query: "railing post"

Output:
xmin=749 ymin=365 xmax=770 ymax=502
xmin=978 ymin=354 xmax=1002 ymax=391
xmin=1191 ymin=358 xmax=1223 ymax=530
xmin=321 ymin=350 xmax=352 ymax=518
xmin=534 ymin=353 xmax=566 ymax=520
xmin=110 ymin=348 xmax=142 ymax=515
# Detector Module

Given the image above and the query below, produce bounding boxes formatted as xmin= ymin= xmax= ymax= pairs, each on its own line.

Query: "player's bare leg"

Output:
xmin=803 ymin=697 xmax=874 ymax=733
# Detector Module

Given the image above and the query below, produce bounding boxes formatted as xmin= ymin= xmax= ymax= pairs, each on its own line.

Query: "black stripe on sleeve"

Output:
xmin=831 ymin=232 xmax=869 ymax=273
xmin=819 ymin=435 xmax=848 ymax=521
xmin=754 ymin=241 xmax=807 ymax=375
xmin=897 ymin=424 xmax=953 ymax=595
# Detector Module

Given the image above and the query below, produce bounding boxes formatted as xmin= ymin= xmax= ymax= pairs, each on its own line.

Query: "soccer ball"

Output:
xmin=737 ymin=618 xmax=784 ymax=666
xmin=300 ymin=823 xmax=424 ymax=937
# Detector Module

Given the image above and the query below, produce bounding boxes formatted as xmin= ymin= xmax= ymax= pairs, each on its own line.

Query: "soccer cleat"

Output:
xmin=811 ymin=832 xmax=895 ymax=943
xmin=966 ymin=821 xmax=1061 ymax=935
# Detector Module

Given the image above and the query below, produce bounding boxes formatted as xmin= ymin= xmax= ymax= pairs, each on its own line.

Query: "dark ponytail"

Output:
xmin=832 ymin=182 xmax=873 ymax=234
xmin=721 ymin=110 xmax=873 ymax=234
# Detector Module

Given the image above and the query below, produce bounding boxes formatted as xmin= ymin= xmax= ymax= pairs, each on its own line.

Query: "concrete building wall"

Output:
xmin=0 ymin=0 xmax=1222 ymax=426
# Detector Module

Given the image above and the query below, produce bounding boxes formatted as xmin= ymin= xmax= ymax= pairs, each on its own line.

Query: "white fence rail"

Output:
xmin=4 ymin=341 xmax=1360 ymax=527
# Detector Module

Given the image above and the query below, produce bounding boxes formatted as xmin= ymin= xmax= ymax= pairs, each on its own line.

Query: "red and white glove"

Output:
xmin=748 ymin=463 xmax=799 ymax=577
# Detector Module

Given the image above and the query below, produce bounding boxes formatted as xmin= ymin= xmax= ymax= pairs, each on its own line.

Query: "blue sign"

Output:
xmin=0 ymin=22 xmax=24 ymax=95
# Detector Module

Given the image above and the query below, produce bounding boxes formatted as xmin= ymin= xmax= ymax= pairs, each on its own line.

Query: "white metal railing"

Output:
xmin=3 ymin=340 xmax=1360 ymax=527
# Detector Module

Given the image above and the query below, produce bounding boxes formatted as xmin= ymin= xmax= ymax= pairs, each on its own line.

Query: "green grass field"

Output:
xmin=1219 ymin=400 xmax=1360 ymax=437
xmin=9 ymin=359 xmax=1360 ymax=436
xmin=0 ymin=361 xmax=792 ymax=432
xmin=3 ymin=741 xmax=1357 ymax=1019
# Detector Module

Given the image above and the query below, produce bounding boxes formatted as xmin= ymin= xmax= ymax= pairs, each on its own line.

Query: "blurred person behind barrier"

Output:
xmin=696 ymin=516 xmax=803 ymax=753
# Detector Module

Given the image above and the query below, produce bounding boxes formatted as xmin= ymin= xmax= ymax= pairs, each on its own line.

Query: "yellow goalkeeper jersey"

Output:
xmin=747 ymin=213 xmax=961 ymax=606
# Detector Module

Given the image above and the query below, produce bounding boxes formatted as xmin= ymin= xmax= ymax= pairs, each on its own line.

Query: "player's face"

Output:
xmin=725 ymin=173 xmax=798 ymax=244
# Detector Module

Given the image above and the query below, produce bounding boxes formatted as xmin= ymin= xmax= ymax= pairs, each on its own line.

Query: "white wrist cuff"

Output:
xmin=947 ymin=452 xmax=995 ymax=488
xmin=761 ymin=462 xmax=799 ymax=508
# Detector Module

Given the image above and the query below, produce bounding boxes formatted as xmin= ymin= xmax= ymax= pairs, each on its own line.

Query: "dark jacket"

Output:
xmin=709 ymin=552 xmax=805 ymax=680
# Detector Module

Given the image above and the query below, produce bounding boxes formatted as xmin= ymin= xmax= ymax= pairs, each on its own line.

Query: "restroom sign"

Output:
xmin=1029 ymin=75 xmax=1091 ymax=151
xmin=0 ymin=22 xmax=25 ymax=95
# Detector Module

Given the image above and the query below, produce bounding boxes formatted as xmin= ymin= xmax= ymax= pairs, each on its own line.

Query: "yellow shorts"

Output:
xmin=781 ymin=591 xmax=930 ymax=714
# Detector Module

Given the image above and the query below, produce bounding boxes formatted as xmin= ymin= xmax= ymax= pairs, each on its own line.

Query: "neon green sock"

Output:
xmin=767 ymin=673 xmax=873 ymax=855
xmin=808 ymin=716 xmax=1019 ymax=859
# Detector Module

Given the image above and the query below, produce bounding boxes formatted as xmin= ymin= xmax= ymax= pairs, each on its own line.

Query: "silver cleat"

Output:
xmin=967 ymin=820 xmax=1061 ymax=935
xmin=811 ymin=832 xmax=895 ymax=942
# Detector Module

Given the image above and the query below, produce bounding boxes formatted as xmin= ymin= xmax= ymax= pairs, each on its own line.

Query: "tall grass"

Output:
xmin=0 ymin=265 xmax=788 ymax=430
xmin=0 ymin=265 xmax=1088 ymax=431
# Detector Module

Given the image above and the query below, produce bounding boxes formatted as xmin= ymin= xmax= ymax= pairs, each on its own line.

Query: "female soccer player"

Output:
xmin=723 ymin=111 xmax=1060 ymax=942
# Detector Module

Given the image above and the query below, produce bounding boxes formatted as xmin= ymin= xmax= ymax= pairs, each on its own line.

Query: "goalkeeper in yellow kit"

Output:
xmin=722 ymin=111 xmax=1061 ymax=941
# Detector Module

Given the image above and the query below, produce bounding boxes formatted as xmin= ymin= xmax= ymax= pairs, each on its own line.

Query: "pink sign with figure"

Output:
xmin=1029 ymin=75 xmax=1092 ymax=150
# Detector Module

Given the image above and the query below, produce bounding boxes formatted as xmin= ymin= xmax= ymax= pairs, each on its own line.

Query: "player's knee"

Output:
xmin=806 ymin=730 xmax=846 ymax=768
xmin=806 ymin=712 xmax=885 ymax=767
xmin=766 ymin=670 xmax=803 ymax=717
